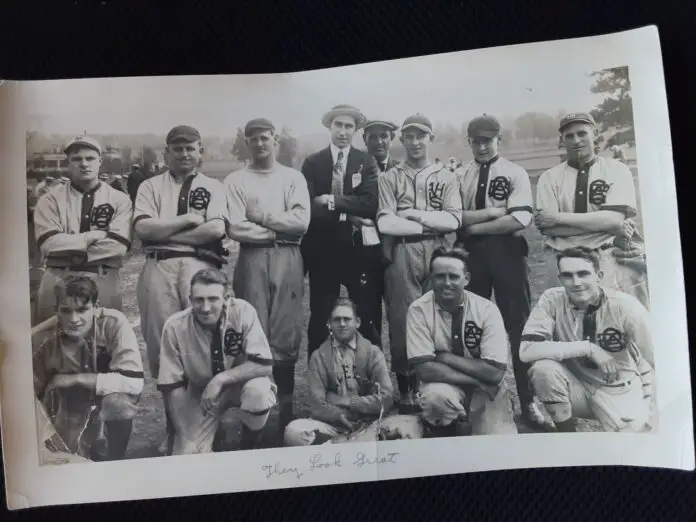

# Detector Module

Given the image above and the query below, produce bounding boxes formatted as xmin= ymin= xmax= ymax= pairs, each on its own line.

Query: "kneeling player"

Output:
xmin=285 ymin=298 xmax=423 ymax=446
xmin=33 ymin=276 xmax=144 ymax=461
xmin=406 ymin=247 xmax=518 ymax=437
xmin=158 ymin=268 xmax=277 ymax=454
xmin=520 ymin=247 xmax=654 ymax=433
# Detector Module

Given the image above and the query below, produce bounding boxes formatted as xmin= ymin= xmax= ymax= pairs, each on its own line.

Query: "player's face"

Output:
xmin=190 ymin=282 xmax=228 ymax=327
xmin=67 ymin=148 xmax=102 ymax=187
xmin=468 ymin=136 xmax=500 ymax=163
xmin=400 ymin=129 xmax=432 ymax=160
xmin=562 ymin=123 xmax=595 ymax=163
xmin=245 ymin=130 xmax=278 ymax=161
xmin=363 ymin=126 xmax=394 ymax=160
xmin=430 ymin=257 xmax=470 ymax=304
xmin=57 ymin=296 xmax=96 ymax=340
xmin=558 ymin=256 xmax=602 ymax=306
xmin=166 ymin=140 xmax=202 ymax=175
xmin=330 ymin=115 xmax=357 ymax=148
xmin=328 ymin=305 xmax=360 ymax=344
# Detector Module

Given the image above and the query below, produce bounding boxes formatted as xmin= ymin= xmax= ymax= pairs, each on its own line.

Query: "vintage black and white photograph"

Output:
xmin=0 ymin=26 xmax=690 ymax=509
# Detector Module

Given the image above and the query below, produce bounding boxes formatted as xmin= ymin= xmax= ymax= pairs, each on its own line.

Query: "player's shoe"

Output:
xmin=397 ymin=391 xmax=421 ymax=415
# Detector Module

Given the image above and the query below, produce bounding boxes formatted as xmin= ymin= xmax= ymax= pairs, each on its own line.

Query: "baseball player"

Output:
xmin=35 ymin=173 xmax=58 ymax=200
xmin=535 ymin=112 xmax=649 ymax=309
xmin=520 ymin=247 xmax=654 ymax=432
xmin=284 ymin=298 xmax=424 ymax=446
xmin=376 ymin=113 xmax=463 ymax=412
xmin=127 ymin=164 xmax=146 ymax=203
xmin=33 ymin=136 xmax=133 ymax=325
xmin=33 ymin=275 xmax=144 ymax=461
xmin=301 ymin=104 xmax=381 ymax=358
xmin=456 ymin=114 xmax=548 ymax=431
xmin=157 ymin=268 xmax=277 ymax=454
xmin=224 ymin=117 xmax=310 ymax=433
xmin=406 ymin=247 xmax=518 ymax=436
xmin=611 ymin=145 xmax=627 ymax=163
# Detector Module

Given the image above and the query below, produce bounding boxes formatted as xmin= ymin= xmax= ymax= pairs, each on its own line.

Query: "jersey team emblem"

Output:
xmin=589 ymin=179 xmax=611 ymax=206
xmin=223 ymin=327 xmax=243 ymax=357
xmin=463 ymin=321 xmax=483 ymax=357
xmin=596 ymin=327 xmax=625 ymax=353
xmin=487 ymin=176 xmax=511 ymax=201
xmin=189 ymin=187 xmax=211 ymax=212
xmin=428 ymin=181 xmax=445 ymax=210
xmin=90 ymin=203 xmax=115 ymax=229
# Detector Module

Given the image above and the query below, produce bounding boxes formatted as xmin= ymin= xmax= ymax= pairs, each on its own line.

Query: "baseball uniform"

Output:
xmin=457 ymin=156 xmax=537 ymax=414
xmin=406 ymin=289 xmax=518 ymax=435
xmin=33 ymin=181 xmax=132 ymax=324
xmin=33 ymin=308 xmax=144 ymax=460
xmin=536 ymin=156 xmax=650 ymax=307
xmin=520 ymin=287 xmax=654 ymax=432
xmin=134 ymin=170 xmax=226 ymax=379
xmin=157 ymin=299 xmax=277 ymax=455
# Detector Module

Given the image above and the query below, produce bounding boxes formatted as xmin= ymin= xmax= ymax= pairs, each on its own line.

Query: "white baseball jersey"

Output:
xmin=536 ymin=157 xmax=638 ymax=251
xmin=34 ymin=181 xmax=132 ymax=267
xmin=520 ymin=287 xmax=653 ymax=392
xmin=224 ymin=164 xmax=311 ymax=243
xmin=133 ymin=171 xmax=227 ymax=253
xmin=158 ymin=298 xmax=274 ymax=391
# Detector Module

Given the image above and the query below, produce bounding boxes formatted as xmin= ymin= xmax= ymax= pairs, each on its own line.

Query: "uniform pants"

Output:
xmin=171 ymin=377 xmax=276 ymax=455
xmin=36 ymin=267 xmax=122 ymax=325
xmin=528 ymin=360 xmax=651 ymax=432
xmin=418 ymin=382 xmax=518 ymax=435
xmin=233 ymin=244 xmax=304 ymax=366
xmin=307 ymin=240 xmax=383 ymax=358
xmin=460 ymin=235 xmax=534 ymax=405
xmin=137 ymin=256 xmax=214 ymax=380
xmin=384 ymin=234 xmax=455 ymax=374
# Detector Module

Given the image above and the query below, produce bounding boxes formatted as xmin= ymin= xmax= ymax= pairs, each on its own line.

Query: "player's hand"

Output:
xmin=201 ymin=376 xmax=224 ymax=415
xmin=47 ymin=374 xmax=80 ymax=390
xmin=487 ymin=207 xmax=507 ymax=220
xmin=313 ymin=195 xmax=331 ymax=207
xmin=618 ymin=219 xmax=636 ymax=240
xmin=397 ymin=209 xmax=424 ymax=221
xmin=534 ymin=211 xmax=561 ymax=229
xmin=347 ymin=215 xmax=374 ymax=227
xmin=589 ymin=343 xmax=621 ymax=384
xmin=326 ymin=392 xmax=351 ymax=408
xmin=186 ymin=213 xmax=206 ymax=227
xmin=338 ymin=414 xmax=354 ymax=431
xmin=85 ymin=230 xmax=107 ymax=244
xmin=245 ymin=197 xmax=265 ymax=224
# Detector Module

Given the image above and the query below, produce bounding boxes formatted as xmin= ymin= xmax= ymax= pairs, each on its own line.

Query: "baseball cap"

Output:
xmin=321 ymin=104 xmax=367 ymax=129
xmin=559 ymin=112 xmax=596 ymax=131
xmin=363 ymin=120 xmax=398 ymax=133
xmin=244 ymin=118 xmax=276 ymax=136
xmin=166 ymin=125 xmax=202 ymax=144
xmin=64 ymin=135 xmax=103 ymax=156
xmin=400 ymin=113 xmax=433 ymax=134
xmin=467 ymin=114 xmax=501 ymax=138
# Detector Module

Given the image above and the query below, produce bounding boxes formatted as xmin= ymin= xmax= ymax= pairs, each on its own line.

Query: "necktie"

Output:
xmin=474 ymin=162 xmax=491 ymax=210
xmin=331 ymin=150 xmax=344 ymax=198
xmin=572 ymin=159 xmax=595 ymax=213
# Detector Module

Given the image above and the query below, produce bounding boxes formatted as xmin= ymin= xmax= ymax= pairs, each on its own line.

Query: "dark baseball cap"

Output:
xmin=244 ymin=118 xmax=276 ymax=136
xmin=363 ymin=120 xmax=398 ymax=133
xmin=166 ymin=125 xmax=201 ymax=144
xmin=559 ymin=112 xmax=596 ymax=131
xmin=400 ymin=113 xmax=433 ymax=133
xmin=467 ymin=114 xmax=501 ymax=138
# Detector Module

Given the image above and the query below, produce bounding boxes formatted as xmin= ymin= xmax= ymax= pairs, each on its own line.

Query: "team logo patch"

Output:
xmin=223 ymin=327 xmax=243 ymax=357
xmin=589 ymin=179 xmax=611 ymax=206
xmin=463 ymin=321 xmax=483 ymax=356
xmin=189 ymin=187 xmax=211 ymax=211
xmin=428 ymin=181 xmax=445 ymax=210
xmin=90 ymin=203 xmax=115 ymax=229
xmin=487 ymin=176 xmax=511 ymax=201
xmin=596 ymin=327 xmax=625 ymax=353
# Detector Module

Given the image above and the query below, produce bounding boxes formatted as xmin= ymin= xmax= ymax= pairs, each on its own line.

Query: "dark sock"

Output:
xmin=555 ymin=418 xmax=576 ymax=432
xmin=397 ymin=374 xmax=410 ymax=396
xmin=164 ymin=412 xmax=175 ymax=456
xmin=409 ymin=373 xmax=419 ymax=393
xmin=106 ymin=420 xmax=133 ymax=460
xmin=212 ymin=427 xmax=227 ymax=452
xmin=239 ymin=425 xmax=263 ymax=450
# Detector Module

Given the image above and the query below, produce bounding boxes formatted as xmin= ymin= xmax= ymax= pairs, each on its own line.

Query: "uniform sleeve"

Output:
xmin=32 ymin=337 xmax=56 ymax=400
xmin=601 ymin=161 xmax=637 ymax=218
xmin=456 ymin=165 xmax=474 ymax=211
xmin=205 ymin=178 xmax=227 ymax=223
xmin=406 ymin=302 xmax=437 ymax=365
xmin=95 ymin=314 xmax=145 ymax=396
xmin=535 ymin=170 xmax=559 ymax=212
xmin=261 ymin=171 xmax=311 ymax=234
xmin=376 ymin=171 xmax=399 ymax=220
xmin=507 ymin=167 xmax=533 ymax=226
xmin=133 ymin=179 xmax=158 ymax=225
xmin=157 ymin=319 xmax=187 ymax=391
xmin=479 ymin=303 xmax=511 ymax=369
xmin=224 ymin=175 xmax=276 ymax=243
xmin=241 ymin=303 xmax=274 ymax=365
xmin=34 ymin=191 xmax=89 ymax=258
xmin=439 ymin=173 xmax=464 ymax=226
xmin=87 ymin=192 xmax=133 ymax=263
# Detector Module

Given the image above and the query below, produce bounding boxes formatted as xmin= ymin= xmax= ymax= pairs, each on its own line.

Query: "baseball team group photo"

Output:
xmin=23 ymin=61 xmax=655 ymax=466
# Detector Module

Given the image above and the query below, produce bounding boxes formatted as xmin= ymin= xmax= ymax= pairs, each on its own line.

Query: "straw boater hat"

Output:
xmin=321 ymin=104 xmax=367 ymax=129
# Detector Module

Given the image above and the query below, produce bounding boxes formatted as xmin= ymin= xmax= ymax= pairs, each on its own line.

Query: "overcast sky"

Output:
xmin=23 ymin=47 xmax=608 ymax=138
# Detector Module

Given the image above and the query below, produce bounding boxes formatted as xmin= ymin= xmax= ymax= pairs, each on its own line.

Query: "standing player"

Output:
xmin=158 ymin=269 xmax=277 ymax=454
xmin=535 ymin=113 xmax=649 ymax=308
xmin=456 ymin=114 xmax=548 ymax=431
xmin=520 ymin=247 xmax=654 ymax=433
xmin=301 ymin=104 xmax=381 ymax=358
xmin=133 ymin=125 xmax=227 ymax=453
xmin=33 ymin=136 xmax=132 ymax=324
xmin=224 ymin=118 xmax=310 ymax=433
xmin=377 ymin=114 xmax=463 ymax=412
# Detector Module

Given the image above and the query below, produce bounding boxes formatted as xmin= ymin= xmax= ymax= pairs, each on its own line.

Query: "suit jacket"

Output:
xmin=301 ymin=146 xmax=378 ymax=260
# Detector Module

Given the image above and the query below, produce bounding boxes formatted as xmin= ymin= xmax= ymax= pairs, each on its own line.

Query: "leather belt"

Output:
xmin=398 ymin=234 xmax=444 ymax=244
xmin=146 ymin=251 xmax=200 ymax=262
xmin=239 ymin=242 xmax=300 ymax=249
xmin=46 ymin=265 xmax=114 ymax=274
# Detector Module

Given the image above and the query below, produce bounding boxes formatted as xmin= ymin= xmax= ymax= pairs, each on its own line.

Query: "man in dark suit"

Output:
xmin=301 ymin=104 xmax=380 ymax=359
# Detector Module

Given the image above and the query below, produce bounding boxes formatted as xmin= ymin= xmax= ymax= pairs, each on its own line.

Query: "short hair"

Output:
xmin=54 ymin=276 xmax=99 ymax=307
xmin=556 ymin=246 xmax=601 ymax=272
xmin=190 ymin=268 xmax=231 ymax=292
xmin=329 ymin=297 xmax=359 ymax=320
xmin=429 ymin=246 xmax=470 ymax=273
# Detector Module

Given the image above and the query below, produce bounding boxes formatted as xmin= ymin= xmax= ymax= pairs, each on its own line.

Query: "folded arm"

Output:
xmin=134 ymin=214 xmax=198 ymax=243
xmin=346 ymin=355 xmax=394 ymax=416
xmin=519 ymin=337 xmax=593 ymax=364
xmin=215 ymin=361 xmax=272 ymax=388
xmin=465 ymin=215 xmax=525 ymax=236
xmin=545 ymin=210 xmax=625 ymax=235
xmin=377 ymin=213 xmax=425 ymax=236
xmin=87 ymin=195 xmax=133 ymax=263
xmin=167 ymin=219 xmax=226 ymax=246
xmin=413 ymin=360 xmax=486 ymax=388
